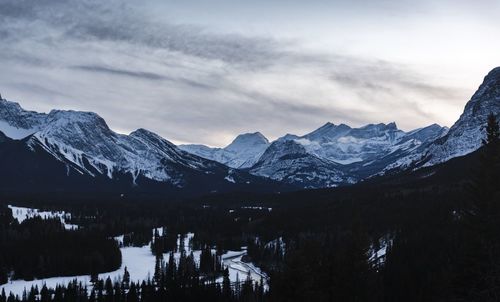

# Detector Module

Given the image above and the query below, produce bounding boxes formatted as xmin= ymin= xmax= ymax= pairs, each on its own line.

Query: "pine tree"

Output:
xmin=122 ymin=266 xmax=130 ymax=289
xmin=222 ymin=268 xmax=232 ymax=299
xmin=469 ymin=113 xmax=500 ymax=225
xmin=458 ymin=113 xmax=500 ymax=299
xmin=90 ymin=270 xmax=99 ymax=285
xmin=127 ymin=283 xmax=139 ymax=302
xmin=484 ymin=113 xmax=500 ymax=146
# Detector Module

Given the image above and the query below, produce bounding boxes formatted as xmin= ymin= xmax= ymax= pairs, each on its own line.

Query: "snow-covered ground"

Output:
xmin=369 ymin=236 xmax=393 ymax=267
xmin=0 ymin=245 xmax=155 ymax=298
xmin=165 ymin=233 xmax=267 ymax=288
xmin=220 ymin=250 xmax=268 ymax=290
xmin=241 ymin=206 xmax=272 ymax=212
xmin=8 ymin=205 xmax=78 ymax=230
xmin=2 ymin=206 xmax=268 ymax=296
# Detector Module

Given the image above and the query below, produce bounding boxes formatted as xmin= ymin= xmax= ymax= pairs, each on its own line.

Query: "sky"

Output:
xmin=0 ymin=0 xmax=499 ymax=146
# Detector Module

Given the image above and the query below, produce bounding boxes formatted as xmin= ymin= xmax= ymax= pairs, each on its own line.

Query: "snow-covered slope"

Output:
xmin=249 ymin=122 xmax=446 ymax=187
xmin=423 ymin=67 xmax=500 ymax=166
xmin=0 ymin=98 xmax=279 ymax=192
xmin=298 ymin=122 xmax=406 ymax=164
xmin=3 ymin=67 xmax=496 ymax=191
xmin=250 ymin=139 xmax=356 ymax=188
xmin=379 ymin=67 xmax=500 ymax=173
xmin=180 ymin=132 xmax=270 ymax=169
xmin=0 ymin=99 xmax=46 ymax=139
xmin=181 ymin=118 xmax=447 ymax=188
xmin=361 ymin=124 xmax=448 ymax=176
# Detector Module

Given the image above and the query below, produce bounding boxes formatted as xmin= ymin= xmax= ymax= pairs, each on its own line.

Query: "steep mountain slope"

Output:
xmin=0 ymin=100 xmax=46 ymax=139
xmin=357 ymin=124 xmax=449 ymax=177
xmin=0 ymin=98 xmax=284 ymax=196
xmin=180 ymin=132 xmax=270 ymax=169
xmin=381 ymin=67 xmax=500 ymax=172
xmin=249 ymin=139 xmax=356 ymax=188
xmin=297 ymin=122 xmax=407 ymax=164
xmin=423 ymin=67 xmax=500 ymax=166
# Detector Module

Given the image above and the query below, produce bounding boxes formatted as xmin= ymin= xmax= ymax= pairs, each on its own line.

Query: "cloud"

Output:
xmin=72 ymin=65 xmax=167 ymax=81
xmin=0 ymin=0 xmax=471 ymax=146
xmin=330 ymin=63 xmax=466 ymax=102
xmin=0 ymin=0 xmax=286 ymax=68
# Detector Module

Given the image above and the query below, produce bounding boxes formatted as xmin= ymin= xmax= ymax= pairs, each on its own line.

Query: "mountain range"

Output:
xmin=0 ymin=100 xmax=285 ymax=197
xmin=1 ymin=67 xmax=499 ymax=195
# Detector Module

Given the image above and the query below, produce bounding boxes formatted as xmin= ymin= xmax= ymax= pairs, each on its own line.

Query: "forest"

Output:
xmin=0 ymin=114 xmax=499 ymax=301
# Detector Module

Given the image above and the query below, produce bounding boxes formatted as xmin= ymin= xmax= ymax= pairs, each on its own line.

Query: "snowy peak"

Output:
xmin=304 ymin=122 xmax=351 ymax=141
xmin=460 ymin=66 xmax=500 ymax=120
xmin=180 ymin=132 xmax=270 ymax=169
xmin=130 ymin=128 xmax=176 ymax=150
xmin=41 ymin=110 xmax=115 ymax=143
xmin=251 ymin=139 xmax=354 ymax=188
xmin=423 ymin=67 xmax=500 ymax=166
xmin=277 ymin=133 xmax=300 ymax=141
xmin=401 ymin=124 xmax=448 ymax=143
xmin=0 ymin=99 xmax=46 ymax=139
xmin=361 ymin=122 xmax=398 ymax=131
xmin=348 ymin=122 xmax=401 ymax=139
xmin=225 ymin=132 xmax=269 ymax=151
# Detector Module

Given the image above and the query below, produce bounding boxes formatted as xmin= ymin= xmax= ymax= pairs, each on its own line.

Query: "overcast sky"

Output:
xmin=1 ymin=0 xmax=499 ymax=146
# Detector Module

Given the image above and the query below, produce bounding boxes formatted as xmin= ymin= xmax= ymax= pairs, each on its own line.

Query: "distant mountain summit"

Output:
xmin=249 ymin=138 xmax=356 ymax=188
xmin=248 ymin=122 xmax=446 ymax=187
xmin=180 ymin=132 xmax=270 ymax=169
xmin=180 ymin=118 xmax=448 ymax=187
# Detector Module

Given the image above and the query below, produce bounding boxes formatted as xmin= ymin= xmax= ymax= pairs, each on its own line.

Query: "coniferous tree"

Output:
xmin=457 ymin=113 xmax=500 ymax=300
xmin=222 ymin=268 xmax=232 ymax=299
xmin=122 ymin=266 xmax=130 ymax=289
xmin=473 ymin=113 xmax=500 ymax=219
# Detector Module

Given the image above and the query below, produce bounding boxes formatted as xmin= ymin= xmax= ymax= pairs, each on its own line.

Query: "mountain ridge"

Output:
xmin=1 ymin=66 xmax=499 ymax=191
xmin=0 ymin=98 xmax=287 ymax=196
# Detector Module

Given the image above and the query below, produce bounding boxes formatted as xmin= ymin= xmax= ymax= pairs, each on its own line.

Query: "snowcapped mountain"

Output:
xmin=423 ymin=67 xmax=500 ymax=166
xmin=249 ymin=139 xmax=356 ymax=188
xmin=2 ymin=67 xmax=497 ymax=192
xmin=297 ymin=122 xmax=406 ymax=164
xmin=0 ymin=99 xmax=46 ymax=139
xmin=191 ymin=66 xmax=499 ymax=188
xmin=179 ymin=117 xmax=448 ymax=188
xmin=0 ymin=97 xmax=283 ymax=195
xmin=180 ymin=132 xmax=270 ymax=169
xmin=247 ymin=122 xmax=447 ymax=187
xmin=179 ymin=120 xmax=449 ymax=188
xmin=381 ymin=67 xmax=500 ymax=173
